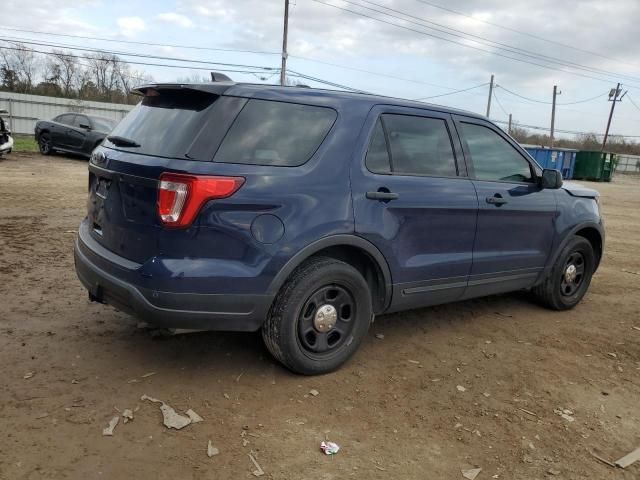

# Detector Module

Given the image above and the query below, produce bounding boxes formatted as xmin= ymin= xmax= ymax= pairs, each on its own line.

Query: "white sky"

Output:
xmin=2 ymin=0 xmax=640 ymax=139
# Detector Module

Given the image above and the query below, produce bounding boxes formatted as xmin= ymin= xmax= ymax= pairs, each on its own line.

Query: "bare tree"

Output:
xmin=0 ymin=43 xmax=40 ymax=92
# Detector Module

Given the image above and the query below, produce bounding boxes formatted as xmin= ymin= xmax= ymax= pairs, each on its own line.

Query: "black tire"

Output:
xmin=262 ymin=256 xmax=372 ymax=375
xmin=38 ymin=133 xmax=53 ymax=155
xmin=532 ymin=236 xmax=595 ymax=310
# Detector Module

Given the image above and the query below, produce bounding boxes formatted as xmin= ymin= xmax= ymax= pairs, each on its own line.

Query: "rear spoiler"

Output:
xmin=131 ymin=83 xmax=235 ymax=97
xmin=132 ymin=72 xmax=235 ymax=97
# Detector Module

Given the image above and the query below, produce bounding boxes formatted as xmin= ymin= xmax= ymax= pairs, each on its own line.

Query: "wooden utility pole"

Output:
xmin=550 ymin=85 xmax=560 ymax=148
xmin=280 ymin=0 xmax=290 ymax=86
xmin=486 ymin=74 xmax=494 ymax=117
xmin=602 ymin=83 xmax=626 ymax=151
xmin=508 ymin=113 xmax=512 ymax=135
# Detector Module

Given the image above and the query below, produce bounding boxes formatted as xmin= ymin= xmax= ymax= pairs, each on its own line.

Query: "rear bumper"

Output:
xmin=74 ymin=235 xmax=273 ymax=331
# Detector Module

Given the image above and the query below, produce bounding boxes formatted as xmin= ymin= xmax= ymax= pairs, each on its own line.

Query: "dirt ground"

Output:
xmin=0 ymin=153 xmax=638 ymax=480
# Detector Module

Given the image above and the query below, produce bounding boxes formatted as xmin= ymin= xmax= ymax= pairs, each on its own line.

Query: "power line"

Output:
xmin=287 ymin=69 xmax=370 ymax=92
xmin=0 ymin=44 xmax=274 ymax=76
xmin=413 ymin=0 xmax=640 ymax=70
xmin=492 ymin=90 xmax=509 ymax=116
xmin=626 ymin=94 xmax=640 ymax=113
xmin=290 ymin=54 xmax=473 ymax=92
xmin=492 ymin=119 xmax=640 ymax=138
xmin=309 ymin=0 xmax=640 ymax=87
xmin=0 ymin=37 xmax=278 ymax=72
xmin=414 ymin=82 xmax=489 ymax=100
xmin=353 ymin=0 xmax=640 ymax=85
xmin=497 ymin=85 xmax=608 ymax=105
xmin=0 ymin=26 xmax=280 ymax=56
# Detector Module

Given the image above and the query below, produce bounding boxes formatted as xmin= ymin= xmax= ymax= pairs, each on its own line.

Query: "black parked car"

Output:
xmin=35 ymin=113 xmax=118 ymax=157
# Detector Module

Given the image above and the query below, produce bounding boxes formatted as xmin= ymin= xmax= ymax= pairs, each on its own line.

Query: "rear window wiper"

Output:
xmin=107 ymin=136 xmax=141 ymax=148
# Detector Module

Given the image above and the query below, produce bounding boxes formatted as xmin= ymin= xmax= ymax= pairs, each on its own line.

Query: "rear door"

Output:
xmin=454 ymin=116 xmax=557 ymax=298
xmin=352 ymin=106 xmax=478 ymax=312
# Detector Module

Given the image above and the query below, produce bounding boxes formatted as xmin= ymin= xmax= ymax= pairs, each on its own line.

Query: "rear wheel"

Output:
xmin=532 ymin=236 xmax=595 ymax=310
xmin=38 ymin=133 xmax=53 ymax=155
xmin=262 ymin=257 xmax=372 ymax=375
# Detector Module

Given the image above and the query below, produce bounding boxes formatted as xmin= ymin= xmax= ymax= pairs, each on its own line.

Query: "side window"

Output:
xmin=73 ymin=115 xmax=89 ymax=128
xmin=214 ymin=99 xmax=336 ymax=166
xmin=460 ymin=122 xmax=534 ymax=183
xmin=365 ymin=119 xmax=391 ymax=174
xmin=382 ymin=114 xmax=457 ymax=177
xmin=56 ymin=114 xmax=75 ymax=126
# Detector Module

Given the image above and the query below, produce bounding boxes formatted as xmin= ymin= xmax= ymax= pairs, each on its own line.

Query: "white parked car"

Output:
xmin=0 ymin=110 xmax=13 ymax=157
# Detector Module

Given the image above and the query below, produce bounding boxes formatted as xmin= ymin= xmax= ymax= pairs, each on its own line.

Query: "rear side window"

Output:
xmin=214 ymin=99 xmax=337 ymax=166
xmin=73 ymin=115 xmax=89 ymax=128
xmin=460 ymin=122 xmax=533 ymax=183
xmin=365 ymin=114 xmax=457 ymax=177
xmin=56 ymin=114 xmax=76 ymax=126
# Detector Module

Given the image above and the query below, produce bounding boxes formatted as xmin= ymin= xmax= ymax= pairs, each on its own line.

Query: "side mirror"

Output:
xmin=79 ymin=123 xmax=91 ymax=130
xmin=541 ymin=168 xmax=563 ymax=189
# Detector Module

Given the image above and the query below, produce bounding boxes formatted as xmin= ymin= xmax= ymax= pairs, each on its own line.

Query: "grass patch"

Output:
xmin=12 ymin=136 xmax=39 ymax=153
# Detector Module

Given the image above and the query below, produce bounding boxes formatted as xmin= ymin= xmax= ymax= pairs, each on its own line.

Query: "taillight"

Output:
xmin=157 ymin=173 xmax=245 ymax=228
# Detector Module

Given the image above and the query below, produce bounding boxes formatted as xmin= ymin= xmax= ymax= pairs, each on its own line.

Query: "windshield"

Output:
xmin=104 ymin=88 xmax=218 ymax=159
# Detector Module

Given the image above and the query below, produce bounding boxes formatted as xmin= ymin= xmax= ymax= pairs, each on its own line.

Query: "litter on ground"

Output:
xmin=615 ymin=446 xmax=640 ymax=468
xmin=102 ymin=416 xmax=119 ymax=436
xmin=207 ymin=440 xmax=219 ymax=457
xmin=122 ymin=409 xmax=134 ymax=423
xmin=462 ymin=467 xmax=482 ymax=480
xmin=320 ymin=441 xmax=340 ymax=455
xmin=141 ymin=394 xmax=198 ymax=430
xmin=185 ymin=409 xmax=203 ymax=423
xmin=248 ymin=453 xmax=265 ymax=477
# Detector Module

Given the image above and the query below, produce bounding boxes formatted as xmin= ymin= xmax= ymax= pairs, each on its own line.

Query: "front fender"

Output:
xmin=543 ymin=220 xmax=605 ymax=279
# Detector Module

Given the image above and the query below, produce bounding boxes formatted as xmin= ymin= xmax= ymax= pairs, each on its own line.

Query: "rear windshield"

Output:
xmin=214 ymin=99 xmax=337 ymax=166
xmin=104 ymin=88 xmax=218 ymax=158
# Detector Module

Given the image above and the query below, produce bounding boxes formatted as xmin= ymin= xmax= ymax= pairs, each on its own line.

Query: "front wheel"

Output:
xmin=262 ymin=257 xmax=372 ymax=375
xmin=532 ymin=236 xmax=595 ymax=310
xmin=38 ymin=133 xmax=53 ymax=155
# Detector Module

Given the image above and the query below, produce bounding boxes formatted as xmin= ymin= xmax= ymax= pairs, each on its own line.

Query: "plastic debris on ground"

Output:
xmin=462 ymin=467 xmax=482 ymax=480
xmin=248 ymin=452 xmax=264 ymax=477
xmin=207 ymin=440 xmax=219 ymax=457
xmin=320 ymin=441 xmax=340 ymax=455
xmin=122 ymin=409 xmax=134 ymax=423
xmin=102 ymin=416 xmax=119 ymax=436
xmin=141 ymin=394 xmax=197 ymax=430
xmin=186 ymin=409 xmax=203 ymax=423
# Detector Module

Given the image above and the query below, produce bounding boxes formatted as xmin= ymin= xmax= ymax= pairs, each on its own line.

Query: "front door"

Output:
xmin=352 ymin=106 xmax=478 ymax=312
xmin=66 ymin=114 xmax=90 ymax=150
xmin=454 ymin=116 xmax=557 ymax=298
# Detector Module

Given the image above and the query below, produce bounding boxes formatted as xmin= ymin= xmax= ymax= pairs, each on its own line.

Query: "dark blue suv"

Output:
xmin=74 ymin=82 xmax=604 ymax=374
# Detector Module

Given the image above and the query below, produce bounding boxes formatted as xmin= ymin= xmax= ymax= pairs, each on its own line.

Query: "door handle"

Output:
xmin=486 ymin=195 xmax=508 ymax=206
xmin=366 ymin=190 xmax=399 ymax=201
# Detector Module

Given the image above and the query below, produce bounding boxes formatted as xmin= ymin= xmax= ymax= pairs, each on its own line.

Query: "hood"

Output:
xmin=561 ymin=180 xmax=599 ymax=199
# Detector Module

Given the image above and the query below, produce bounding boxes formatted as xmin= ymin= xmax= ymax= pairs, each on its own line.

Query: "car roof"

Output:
xmin=133 ymin=82 xmax=487 ymax=120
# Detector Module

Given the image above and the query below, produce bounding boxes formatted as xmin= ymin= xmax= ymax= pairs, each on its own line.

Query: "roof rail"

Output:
xmin=210 ymin=72 xmax=233 ymax=82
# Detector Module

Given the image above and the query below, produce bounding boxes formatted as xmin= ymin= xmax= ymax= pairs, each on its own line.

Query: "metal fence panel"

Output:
xmin=615 ymin=154 xmax=640 ymax=174
xmin=0 ymin=91 xmax=135 ymax=135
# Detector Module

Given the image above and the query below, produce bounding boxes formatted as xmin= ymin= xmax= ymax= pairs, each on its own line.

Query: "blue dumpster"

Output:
xmin=522 ymin=145 xmax=577 ymax=179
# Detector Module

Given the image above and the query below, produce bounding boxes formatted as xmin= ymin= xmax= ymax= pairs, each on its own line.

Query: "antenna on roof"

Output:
xmin=210 ymin=72 xmax=233 ymax=82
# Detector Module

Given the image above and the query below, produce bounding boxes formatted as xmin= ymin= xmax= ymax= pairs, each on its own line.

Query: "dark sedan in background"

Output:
xmin=35 ymin=113 xmax=118 ymax=157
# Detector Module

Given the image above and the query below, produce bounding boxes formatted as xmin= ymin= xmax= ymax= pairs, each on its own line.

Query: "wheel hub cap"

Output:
xmin=564 ymin=264 xmax=577 ymax=283
xmin=313 ymin=304 xmax=337 ymax=332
